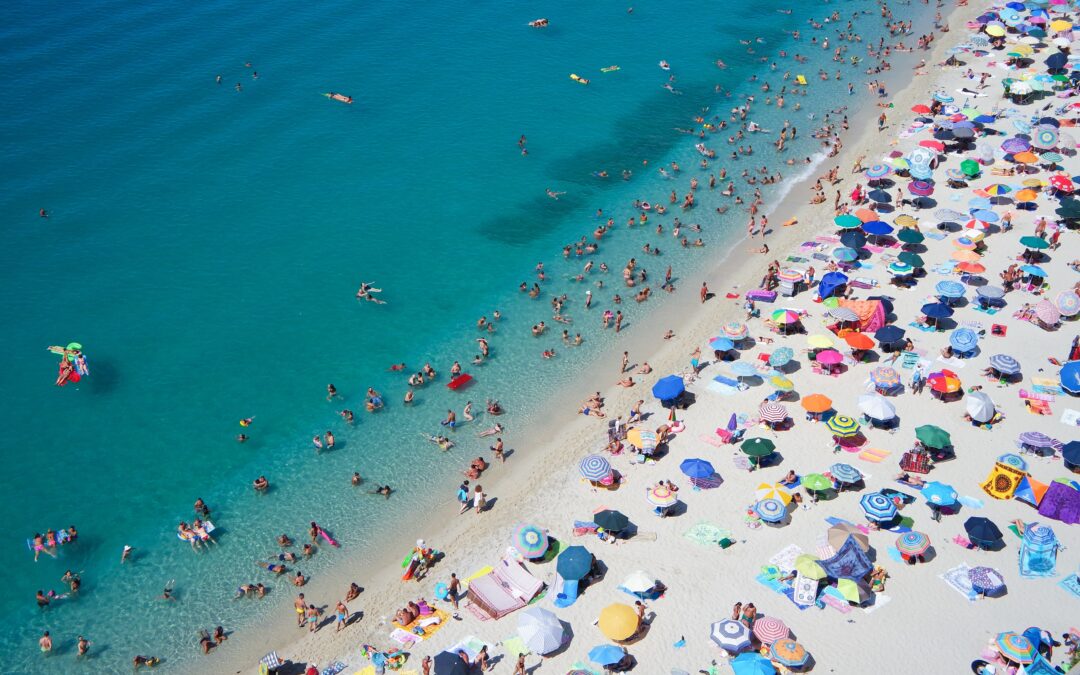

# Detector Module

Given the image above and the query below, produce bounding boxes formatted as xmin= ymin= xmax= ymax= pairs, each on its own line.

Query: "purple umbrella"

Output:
xmin=1001 ymin=137 xmax=1032 ymax=154
xmin=1018 ymin=431 xmax=1057 ymax=449
xmin=968 ymin=566 xmax=1006 ymax=594
xmin=908 ymin=180 xmax=935 ymax=197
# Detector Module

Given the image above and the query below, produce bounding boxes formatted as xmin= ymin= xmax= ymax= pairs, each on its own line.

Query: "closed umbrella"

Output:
xmin=517 ymin=606 xmax=565 ymax=655
xmin=751 ymin=617 xmax=789 ymax=645
xmin=922 ymin=481 xmax=958 ymax=506
xmin=580 ymin=454 xmax=613 ymax=482
xmin=826 ymin=415 xmax=861 ymax=437
xmin=860 ymin=492 xmax=898 ymax=522
xmin=710 ymin=619 xmax=751 ymax=653
xmin=830 ymin=463 xmax=862 ymax=484
xmin=858 ymin=393 xmax=896 ymax=420
xmin=598 ymin=604 xmax=639 ymax=641
xmin=966 ymin=391 xmax=997 ymax=423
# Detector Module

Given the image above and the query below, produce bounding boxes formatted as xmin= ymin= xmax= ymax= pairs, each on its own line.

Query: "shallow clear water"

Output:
xmin=0 ymin=0 xmax=927 ymax=669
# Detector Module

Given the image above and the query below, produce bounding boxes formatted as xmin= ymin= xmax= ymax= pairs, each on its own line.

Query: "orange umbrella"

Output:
xmin=1014 ymin=189 xmax=1038 ymax=202
xmin=844 ymin=333 xmax=876 ymax=350
xmin=855 ymin=208 xmax=878 ymax=222
xmin=956 ymin=261 xmax=986 ymax=274
xmin=951 ymin=249 xmax=981 ymax=262
xmin=800 ymin=394 xmax=833 ymax=413
xmin=1012 ymin=151 xmax=1038 ymax=164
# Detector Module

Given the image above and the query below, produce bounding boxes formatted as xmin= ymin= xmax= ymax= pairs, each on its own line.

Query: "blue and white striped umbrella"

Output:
xmin=829 ymin=463 xmax=862 ymax=484
xmin=989 ymin=354 xmax=1021 ymax=375
xmin=579 ymin=454 xmax=612 ymax=481
xmin=860 ymin=492 xmax=898 ymax=522
xmin=754 ymin=498 xmax=787 ymax=523
xmin=949 ymin=328 xmax=979 ymax=353
xmin=935 ymin=280 xmax=966 ymax=298
xmin=710 ymin=619 xmax=751 ymax=653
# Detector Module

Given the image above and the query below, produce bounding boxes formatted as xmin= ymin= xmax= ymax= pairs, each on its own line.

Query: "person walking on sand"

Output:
xmin=448 ymin=573 xmax=461 ymax=611
xmin=514 ymin=654 xmax=527 ymax=675
xmin=701 ymin=282 xmax=709 ymax=303
xmin=621 ymin=351 xmax=629 ymax=373
xmin=474 ymin=485 xmax=487 ymax=514
xmin=457 ymin=480 xmax=471 ymax=514
xmin=335 ymin=601 xmax=349 ymax=631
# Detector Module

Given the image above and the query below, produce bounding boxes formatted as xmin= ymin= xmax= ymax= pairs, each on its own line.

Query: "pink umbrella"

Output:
xmin=1034 ymin=300 xmax=1061 ymax=325
xmin=752 ymin=616 xmax=790 ymax=645
xmin=816 ymin=350 xmax=843 ymax=365
xmin=759 ymin=402 xmax=789 ymax=423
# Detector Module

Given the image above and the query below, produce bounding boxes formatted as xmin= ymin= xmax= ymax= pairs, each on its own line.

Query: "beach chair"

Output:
xmin=259 ymin=652 xmax=283 ymax=675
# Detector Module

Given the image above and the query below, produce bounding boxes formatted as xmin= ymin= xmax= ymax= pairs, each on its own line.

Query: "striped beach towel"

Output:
xmin=858 ymin=447 xmax=890 ymax=463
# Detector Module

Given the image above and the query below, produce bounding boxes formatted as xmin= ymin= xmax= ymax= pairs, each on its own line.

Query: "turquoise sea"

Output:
xmin=0 ymin=0 xmax=930 ymax=670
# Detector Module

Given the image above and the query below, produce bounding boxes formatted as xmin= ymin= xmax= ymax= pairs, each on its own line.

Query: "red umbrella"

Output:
xmin=1049 ymin=174 xmax=1074 ymax=192
xmin=928 ymin=369 xmax=962 ymax=393
xmin=911 ymin=104 xmax=932 ymax=114
xmin=919 ymin=140 xmax=945 ymax=151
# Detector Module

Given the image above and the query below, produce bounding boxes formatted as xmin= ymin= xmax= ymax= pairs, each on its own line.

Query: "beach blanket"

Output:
xmin=392 ymin=608 xmax=449 ymax=640
xmin=838 ymin=299 xmax=886 ymax=333
xmin=389 ymin=628 xmax=421 ymax=647
xmin=769 ymin=544 xmax=804 ymax=574
xmin=793 ymin=573 xmax=820 ymax=606
xmin=683 ymin=522 xmax=733 ymax=547
xmin=858 ymin=447 xmax=891 ymax=463
xmin=1061 ymin=409 xmax=1080 ymax=427
xmin=501 ymin=636 xmax=530 ymax=658
xmin=320 ymin=662 xmax=349 ymax=675
xmin=820 ymin=587 xmax=853 ymax=613
xmin=940 ymin=563 xmax=977 ymax=601
xmin=1058 ymin=575 xmax=1080 ymax=601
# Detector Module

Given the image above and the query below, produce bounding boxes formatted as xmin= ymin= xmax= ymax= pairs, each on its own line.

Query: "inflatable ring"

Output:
xmin=641 ymin=202 xmax=651 ymax=210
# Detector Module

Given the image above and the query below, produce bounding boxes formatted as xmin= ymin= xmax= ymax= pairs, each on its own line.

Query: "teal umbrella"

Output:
xmin=741 ymin=438 xmax=775 ymax=457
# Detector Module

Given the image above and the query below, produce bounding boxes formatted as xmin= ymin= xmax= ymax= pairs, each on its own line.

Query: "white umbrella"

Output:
xmin=857 ymin=393 xmax=897 ymax=421
xmin=517 ymin=606 xmax=566 ymax=655
xmin=965 ymin=391 xmax=997 ymax=423
xmin=621 ymin=570 xmax=655 ymax=594
xmin=1010 ymin=81 xmax=1033 ymax=95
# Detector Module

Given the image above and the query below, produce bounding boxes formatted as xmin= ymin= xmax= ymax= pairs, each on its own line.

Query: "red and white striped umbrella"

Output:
xmin=752 ymin=616 xmax=790 ymax=644
xmin=758 ymin=402 xmax=789 ymax=423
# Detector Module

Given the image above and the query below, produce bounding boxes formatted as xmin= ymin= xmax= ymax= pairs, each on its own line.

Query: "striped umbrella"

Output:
xmin=579 ymin=454 xmax=612 ymax=481
xmin=996 ymin=453 xmax=1027 ymax=471
xmin=710 ymin=619 xmax=751 ymax=653
xmin=995 ymin=632 xmax=1036 ymax=664
xmin=989 ymin=354 xmax=1021 ymax=375
xmin=751 ymin=616 xmax=789 ymax=645
xmin=827 ymin=307 xmax=860 ymax=322
xmin=860 ymin=492 xmax=898 ymax=522
xmin=723 ymin=322 xmax=749 ymax=339
xmin=759 ymin=402 xmax=789 ymax=423
xmin=769 ymin=375 xmax=794 ymax=392
xmin=625 ymin=428 xmax=657 ymax=450
xmin=1018 ymin=431 xmax=1057 ymax=449
xmin=1055 ymin=290 xmax=1080 ymax=316
xmin=833 ymin=247 xmax=859 ymax=262
xmin=968 ymin=567 xmax=1005 ymax=594
xmin=1039 ymin=151 xmax=1064 ymax=164
xmin=982 ymin=183 xmax=1012 ymax=195
xmin=949 ymin=328 xmax=980 ymax=353
xmin=829 ymin=463 xmax=862 ymax=484
xmin=753 ymin=498 xmax=787 ymax=523
xmin=908 ymin=180 xmax=934 ymax=197
xmin=755 ymin=483 xmax=793 ymax=506
xmin=952 ymin=236 xmax=978 ymax=251
xmin=1034 ymin=300 xmax=1061 ymax=325
xmin=768 ymin=347 xmax=795 ymax=367
xmin=646 ymin=485 xmax=678 ymax=507
xmin=888 ymin=261 xmax=914 ymax=276
xmin=770 ymin=639 xmax=809 ymax=668
xmin=512 ymin=523 xmax=550 ymax=558
xmin=776 ymin=268 xmax=804 ymax=283
xmin=895 ymin=531 xmax=930 ymax=556
xmin=871 ymin=366 xmax=900 ymax=387
xmin=935 ymin=280 xmax=966 ymax=298
xmin=826 ymin=415 xmax=861 ymax=437
xmin=771 ymin=309 xmax=801 ymax=324
xmin=864 ymin=164 xmax=892 ymax=179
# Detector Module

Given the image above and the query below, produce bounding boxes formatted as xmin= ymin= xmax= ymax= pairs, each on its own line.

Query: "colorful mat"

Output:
xmin=940 ymin=564 xmax=976 ymax=602
xmin=1058 ymin=575 xmax=1080 ymax=601
xmin=858 ymin=447 xmax=891 ymax=463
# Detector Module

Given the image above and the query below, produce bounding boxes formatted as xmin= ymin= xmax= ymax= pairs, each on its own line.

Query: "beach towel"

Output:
xmin=320 ymin=662 xmax=349 ymax=675
xmin=858 ymin=447 xmax=891 ymax=463
xmin=1061 ymin=409 xmax=1080 ymax=427
xmin=793 ymin=573 xmax=819 ymax=606
xmin=683 ymin=522 xmax=732 ymax=547
xmin=501 ymin=636 xmax=530 ymax=658
xmin=940 ymin=564 xmax=977 ymax=601
xmin=389 ymin=628 xmax=420 ymax=647
xmin=392 ymin=608 xmax=449 ymax=640
xmin=1058 ymin=574 xmax=1080 ymax=601
xmin=769 ymin=544 xmax=804 ymax=574
xmin=1019 ymin=388 xmax=1054 ymax=402
xmin=820 ymin=587 xmax=853 ymax=613
xmin=447 ymin=636 xmax=492 ymax=662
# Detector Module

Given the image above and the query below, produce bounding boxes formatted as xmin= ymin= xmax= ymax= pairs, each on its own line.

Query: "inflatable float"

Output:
xmin=447 ymin=373 xmax=473 ymax=390
xmin=795 ymin=75 xmax=808 ymax=85
xmin=601 ymin=65 xmax=620 ymax=73
xmin=318 ymin=527 xmax=340 ymax=547
xmin=570 ymin=73 xmax=590 ymax=85
xmin=659 ymin=60 xmax=671 ymax=70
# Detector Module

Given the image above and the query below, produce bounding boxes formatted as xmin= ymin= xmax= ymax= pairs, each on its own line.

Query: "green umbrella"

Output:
xmin=898 ymin=251 xmax=924 ymax=267
xmin=1019 ymin=235 xmax=1049 ymax=250
xmin=793 ymin=554 xmax=827 ymax=580
xmin=915 ymin=424 xmax=951 ymax=449
xmin=897 ymin=229 xmax=924 ymax=244
xmin=802 ymin=473 xmax=832 ymax=492
xmin=741 ymin=438 xmax=776 ymax=457
xmin=834 ymin=215 xmax=862 ymax=229
xmin=960 ymin=159 xmax=980 ymax=177
xmin=836 ymin=578 xmax=871 ymax=604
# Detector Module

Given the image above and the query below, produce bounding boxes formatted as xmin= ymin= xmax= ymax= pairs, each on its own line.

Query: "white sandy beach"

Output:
xmin=201 ymin=2 xmax=1080 ymax=674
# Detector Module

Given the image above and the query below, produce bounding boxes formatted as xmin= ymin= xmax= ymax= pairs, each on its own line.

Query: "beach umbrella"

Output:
xmin=1062 ymin=361 xmax=1080 ymax=395
xmin=996 ymin=632 xmax=1036 ymax=664
xmin=935 ymin=280 xmax=966 ymax=298
xmin=827 ymin=307 xmax=860 ymax=323
xmin=968 ymin=567 xmax=1006 ymax=595
xmin=557 ymin=546 xmax=593 ymax=580
xmin=758 ymin=402 xmax=788 ymax=424
xmin=915 ymin=424 xmax=950 ymax=448
xmin=433 ymin=651 xmax=469 ymax=675
xmin=621 ymin=570 xmax=656 ymax=595
xmin=1049 ymin=174 xmax=1074 ymax=192
xmin=1033 ymin=126 xmax=1060 ymax=149
xmin=834 ymin=214 xmax=862 ymax=229
xmin=1055 ymin=290 xmax=1080 ymax=316
xmin=835 ymin=578 xmax=873 ymax=605
xmin=956 ymin=261 xmax=986 ymax=274
xmin=997 ymin=453 xmax=1027 ymax=471
xmin=807 ymin=334 xmax=835 ymax=349
xmin=731 ymin=361 xmax=761 ymax=378
xmin=921 ymin=302 xmax=953 ymax=321
xmin=855 ymin=208 xmax=878 ymax=222
xmin=1020 ymin=264 xmax=1047 ymax=277
xmin=770 ymin=639 xmax=809 ymax=668
xmin=776 ymin=268 xmax=805 ymax=283
xmin=896 ymin=531 xmax=930 ymax=556
xmin=951 ymin=249 xmax=981 ymax=263
xmin=976 ymin=286 xmax=1005 ymax=301
xmin=513 ymin=524 xmax=550 ymax=558
xmin=960 ymin=159 xmax=981 ymax=177
xmin=922 ymin=481 xmax=958 ymax=506
xmin=1040 ymin=151 xmax=1064 ymax=165
xmin=844 ymin=332 xmax=875 ymax=350
xmin=832 ymin=247 xmax=859 ymax=262
xmin=898 ymin=250 xmax=925 ymax=268
xmin=580 ymin=454 xmax=612 ymax=482
xmin=752 ymin=617 xmax=789 ymax=645
xmin=593 ymin=510 xmax=629 ymax=532
xmin=800 ymin=393 xmax=832 ymax=413
xmin=768 ymin=347 xmax=794 ymax=367
xmin=949 ymin=327 xmax=980 ymax=353
xmin=1002 ymin=137 xmax=1032 ymax=154
xmin=840 ymin=230 xmax=867 ymax=249
xmin=982 ymin=183 xmax=1012 ymax=196
xmin=769 ymin=375 xmax=794 ymax=392
xmin=1034 ymin=300 xmax=1060 ymax=325
xmin=802 ymin=473 xmax=832 ymax=495
xmin=928 ymin=369 xmax=961 ymax=394
xmin=723 ymin=322 xmax=748 ymax=339
xmin=965 ymin=517 xmax=1003 ymax=546
xmin=862 ymin=220 xmax=894 ymax=236
xmin=860 ymin=492 xmax=898 ymax=522
xmin=826 ymin=415 xmax=860 ymax=437
xmin=753 ymin=498 xmax=787 ymax=523
xmin=750 ymin=481 xmax=791 ymax=506
xmin=989 ymin=354 xmax=1021 ymax=375
xmin=646 ymin=484 xmax=678 ymax=507
xmin=794 ymin=553 xmax=827 ymax=579
xmin=908 ymin=180 xmax=934 ymax=197
xmin=816 ymin=349 xmax=843 ymax=366
xmin=888 ymin=261 xmax=913 ymax=276
xmin=897 ymin=228 xmax=924 ymax=244
xmin=867 ymin=189 xmax=892 ymax=203
xmin=709 ymin=336 xmax=735 ymax=352
xmin=587 ymin=644 xmax=626 ymax=667
xmin=731 ymin=653 xmax=778 ymax=675
xmin=865 ymin=164 xmax=892 ymax=179
xmin=953 ymin=236 xmax=977 ymax=251
xmin=710 ymin=619 xmax=751 ymax=653
xmin=874 ymin=325 xmax=905 ymax=344
xmin=741 ymin=437 xmax=775 ymax=458
xmin=830 ymin=463 xmax=862 ymax=484
xmin=966 ymin=391 xmax=997 ymax=423
xmin=771 ymin=309 xmax=802 ymax=325
xmin=1019 ymin=235 xmax=1050 ymax=250
xmin=625 ymin=428 xmax=656 ymax=450
xmin=1018 ymin=431 xmax=1057 ymax=449
xmin=679 ymin=458 xmax=715 ymax=479
xmin=858 ymin=393 xmax=896 ymax=420
xmin=1012 ymin=150 xmax=1038 ymax=164
xmin=598 ymin=603 xmax=639 ymax=641
xmin=870 ymin=366 xmax=901 ymax=388
xmin=936 ymin=207 xmax=966 ymax=221
xmin=518 ymin=606 xmax=565 ymax=655
xmin=1014 ymin=188 xmax=1038 ymax=202
xmin=651 ymin=375 xmax=685 ymax=401
xmin=827 ymin=523 xmax=869 ymax=552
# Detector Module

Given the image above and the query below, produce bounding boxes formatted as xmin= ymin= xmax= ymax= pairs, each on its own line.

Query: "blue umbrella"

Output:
xmin=556 ymin=546 xmax=593 ymax=581
xmin=731 ymin=361 xmax=761 ymax=377
xmin=588 ymin=644 xmax=625 ymax=666
xmin=862 ymin=220 xmax=894 ymax=235
xmin=1020 ymin=264 xmax=1047 ymax=277
xmin=976 ymin=286 xmax=1005 ymax=300
xmin=769 ymin=347 xmax=795 ymax=368
xmin=922 ymin=481 xmax=958 ymax=506
xmin=874 ymin=325 xmax=906 ymax=344
xmin=860 ymin=492 xmax=898 ymax=522
xmin=1063 ymin=441 xmax=1080 ymax=467
xmin=921 ymin=302 xmax=954 ymax=319
xmin=997 ymin=453 xmax=1028 ymax=470
xmin=949 ymin=327 xmax=979 ymax=353
xmin=1061 ymin=360 xmax=1080 ymax=395
xmin=651 ymin=375 xmax=685 ymax=401
xmin=989 ymin=354 xmax=1021 ymax=375
xmin=968 ymin=197 xmax=993 ymax=211
xmin=679 ymin=458 xmax=715 ymax=479
xmin=731 ymin=652 xmax=778 ymax=675
xmin=840 ymin=230 xmax=867 ymax=249
xmin=867 ymin=189 xmax=892 ymax=203
xmin=829 ymin=463 xmax=862 ymax=484
xmin=974 ymin=114 xmax=997 ymax=123
xmin=580 ymin=455 xmax=612 ymax=481
xmin=710 ymin=336 xmax=735 ymax=352
xmin=754 ymin=498 xmax=787 ymax=523
xmin=833 ymin=247 xmax=859 ymax=262
xmin=935 ymin=280 xmax=966 ymax=298
xmin=971 ymin=209 xmax=999 ymax=222
xmin=965 ymin=517 xmax=1003 ymax=546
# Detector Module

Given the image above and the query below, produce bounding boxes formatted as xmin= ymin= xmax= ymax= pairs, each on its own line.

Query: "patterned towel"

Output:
xmin=940 ymin=564 xmax=977 ymax=601
xmin=1058 ymin=575 xmax=1080 ymax=601
xmin=769 ymin=544 xmax=804 ymax=573
xmin=683 ymin=522 xmax=732 ymax=547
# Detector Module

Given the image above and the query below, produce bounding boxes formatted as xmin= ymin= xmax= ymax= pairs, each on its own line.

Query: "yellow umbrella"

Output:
xmin=986 ymin=25 xmax=1006 ymax=37
xmin=756 ymin=482 xmax=793 ymax=505
xmin=1050 ymin=19 xmax=1073 ymax=33
xmin=894 ymin=214 xmax=918 ymax=228
xmin=807 ymin=334 xmax=834 ymax=349
xmin=953 ymin=237 xmax=977 ymax=250
xmin=1011 ymin=44 xmax=1034 ymax=56
xmin=951 ymin=249 xmax=981 ymax=262
xmin=598 ymin=603 xmax=639 ymax=640
xmin=1022 ymin=178 xmax=1045 ymax=188
xmin=793 ymin=554 xmax=827 ymax=580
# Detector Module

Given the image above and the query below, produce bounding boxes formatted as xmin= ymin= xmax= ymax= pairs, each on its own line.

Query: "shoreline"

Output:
xmin=197 ymin=2 xmax=983 ymax=673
